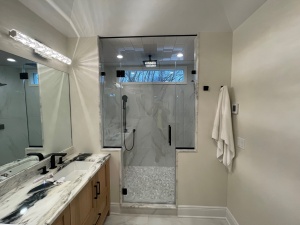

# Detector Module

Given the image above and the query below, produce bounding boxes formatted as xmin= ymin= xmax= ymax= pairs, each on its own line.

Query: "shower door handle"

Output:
xmin=168 ymin=125 xmax=171 ymax=146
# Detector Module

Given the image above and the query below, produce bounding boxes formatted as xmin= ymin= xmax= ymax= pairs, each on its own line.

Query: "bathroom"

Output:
xmin=0 ymin=1 xmax=299 ymax=225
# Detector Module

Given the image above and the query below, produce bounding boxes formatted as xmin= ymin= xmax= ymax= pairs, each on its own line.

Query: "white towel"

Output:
xmin=212 ymin=86 xmax=235 ymax=172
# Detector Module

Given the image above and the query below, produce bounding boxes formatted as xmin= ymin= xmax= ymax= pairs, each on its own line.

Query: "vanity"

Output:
xmin=0 ymin=152 xmax=111 ymax=225
xmin=52 ymin=156 xmax=110 ymax=225
xmin=0 ymin=49 xmax=111 ymax=225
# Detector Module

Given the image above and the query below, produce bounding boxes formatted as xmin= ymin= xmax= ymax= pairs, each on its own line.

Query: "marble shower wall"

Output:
xmin=102 ymin=65 xmax=195 ymax=167
xmin=24 ymin=69 xmax=42 ymax=147
xmin=0 ymin=66 xmax=28 ymax=166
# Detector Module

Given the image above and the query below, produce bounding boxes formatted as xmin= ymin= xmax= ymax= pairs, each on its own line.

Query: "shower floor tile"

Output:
xmin=123 ymin=166 xmax=175 ymax=204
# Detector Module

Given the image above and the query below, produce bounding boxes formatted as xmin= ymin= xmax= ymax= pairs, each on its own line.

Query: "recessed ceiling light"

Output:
xmin=117 ymin=54 xmax=123 ymax=59
xmin=177 ymin=53 xmax=183 ymax=58
xmin=7 ymin=58 xmax=16 ymax=62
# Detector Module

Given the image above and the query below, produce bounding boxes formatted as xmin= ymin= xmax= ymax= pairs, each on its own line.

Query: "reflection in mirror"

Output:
xmin=0 ymin=52 xmax=42 ymax=166
xmin=0 ymin=51 xmax=72 ymax=180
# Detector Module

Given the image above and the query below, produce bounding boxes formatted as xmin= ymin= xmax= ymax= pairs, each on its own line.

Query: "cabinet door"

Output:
xmin=96 ymin=163 xmax=107 ymax=213
xmin=98 ymin=164 xmax=107 ymax=196
xmin=70 ymin=178 xmax=97 ymax=225
xmin=52 ymin=206 xmax=71 ymax=225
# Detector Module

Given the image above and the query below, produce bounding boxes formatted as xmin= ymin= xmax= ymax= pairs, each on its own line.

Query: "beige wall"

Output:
xmin=228 ymin=0 xmax=300 ymax=224
xmin=38 ymin=65 xmax=72 ymax=154
xmin=178 ymin=32 xmax=232 ymax=206
xmin=0 ymin=0 xmax=68 ymax=73
xmin=68 ymin=37 xmax=101 ymax=153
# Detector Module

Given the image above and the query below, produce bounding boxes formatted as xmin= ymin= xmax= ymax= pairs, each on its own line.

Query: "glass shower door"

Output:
xmin=121 ymin=84 xmax=176 ymax=204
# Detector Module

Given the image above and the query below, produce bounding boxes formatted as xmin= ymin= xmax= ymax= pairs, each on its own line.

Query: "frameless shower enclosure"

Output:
xmin=100 ymin=36 xmax=196 ymax=205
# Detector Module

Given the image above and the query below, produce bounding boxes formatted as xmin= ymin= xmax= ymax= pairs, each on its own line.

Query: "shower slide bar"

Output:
xmin=168 ymin=125 xmax=171 ymax=146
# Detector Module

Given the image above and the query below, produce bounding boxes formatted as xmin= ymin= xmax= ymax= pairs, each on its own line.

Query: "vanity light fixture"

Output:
xmin=117 ymin=54 xmax=123 ymax=59
xmin=177 ymin=53 xmax=183 ymax=58
xmin=9 ymin=29 xmax=72 ymax=65
xmin=7 ymin=58 xmax=16 ymax=62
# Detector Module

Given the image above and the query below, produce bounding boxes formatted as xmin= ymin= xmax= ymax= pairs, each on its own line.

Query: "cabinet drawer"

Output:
xmin=96 ymin=206 xmax=109 ymax=225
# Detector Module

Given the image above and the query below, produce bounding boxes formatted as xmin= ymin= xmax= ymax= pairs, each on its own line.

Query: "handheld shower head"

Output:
xmin=122 ymin=95 xmax=128 ymax=102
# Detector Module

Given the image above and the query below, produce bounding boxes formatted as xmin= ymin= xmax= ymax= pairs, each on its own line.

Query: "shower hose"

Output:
xmin=124 ymin=129 xmax=136 ymax=151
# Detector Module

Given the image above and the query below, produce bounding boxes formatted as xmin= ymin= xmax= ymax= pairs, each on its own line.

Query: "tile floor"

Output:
xmin=123 ymin=166 xmax=175 ymax=204
xmin=104 ymin=214 xmax=229 ymax=225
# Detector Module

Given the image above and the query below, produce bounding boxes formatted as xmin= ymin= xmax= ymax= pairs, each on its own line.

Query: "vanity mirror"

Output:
xmin=0 ymin=50 xmax=72 ymax=180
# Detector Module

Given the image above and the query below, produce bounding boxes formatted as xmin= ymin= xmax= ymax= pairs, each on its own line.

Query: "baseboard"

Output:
xmin=226 ymin=208 xmax=239 ymax=225
xmin=178 ymin=205 xmax=227 ymax=218
xmin=110 ymin=203 xmax=177 ymax=216
xmin=110 ymin=203 xmax=239 ymax=225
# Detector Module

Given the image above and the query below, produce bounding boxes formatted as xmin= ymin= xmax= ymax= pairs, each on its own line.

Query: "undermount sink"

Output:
xmin=53 ymin=161 xmax=94 ymax=182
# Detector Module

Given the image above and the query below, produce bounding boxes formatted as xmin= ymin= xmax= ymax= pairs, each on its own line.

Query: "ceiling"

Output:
xmin=0 ymin=51 xmax=36 ymax=69
xmin=100 ymin=36 xmax=195 ymax=66
xmin=18 ymin=0 xmax=267 ymax=38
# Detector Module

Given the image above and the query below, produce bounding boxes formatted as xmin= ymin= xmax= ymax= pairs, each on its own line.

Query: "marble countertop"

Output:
xmin=0 ymin=153 xmax=110 ymax=225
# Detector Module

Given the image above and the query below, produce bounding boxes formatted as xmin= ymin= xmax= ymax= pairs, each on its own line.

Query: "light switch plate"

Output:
xmin=232 ymin=103 xmax=239 ymax=114
xmin=237 ymin=137 xmax=245 ymax=149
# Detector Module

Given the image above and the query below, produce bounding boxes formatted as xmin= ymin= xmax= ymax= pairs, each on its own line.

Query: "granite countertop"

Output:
xmin=0 ymin=153 xmax=111 ymax=225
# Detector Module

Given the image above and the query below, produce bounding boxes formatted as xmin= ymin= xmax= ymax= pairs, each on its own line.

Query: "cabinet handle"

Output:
xmin=94 ymin=213 xmax=101 ymax=225
xmin=94 ymin=185 xmax=98 ymax=199
xmin=97 ymin=181 xmax=100 ymax=195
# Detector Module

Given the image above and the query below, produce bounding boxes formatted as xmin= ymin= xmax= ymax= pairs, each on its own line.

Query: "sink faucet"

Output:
xmin=27 ymin=153 xmax=44 ymax=161
xmin=49 ymin=153 xmax=67 ymax=169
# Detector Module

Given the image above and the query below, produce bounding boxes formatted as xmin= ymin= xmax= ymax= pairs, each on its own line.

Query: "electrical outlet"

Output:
xmin=237 ymin=137 xmax=245 ymax=149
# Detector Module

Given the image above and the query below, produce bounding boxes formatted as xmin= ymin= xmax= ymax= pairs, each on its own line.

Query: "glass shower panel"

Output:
xmin=101 ymin=63 xmax=122 ymax=148
xmin=121 ymin=83 xmax=176 ymax=204
xmin=175 ymin=61 xmax=195 ymax=149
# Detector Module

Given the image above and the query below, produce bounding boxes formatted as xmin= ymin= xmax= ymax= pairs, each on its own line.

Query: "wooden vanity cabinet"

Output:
xmin=53 ymin=159 xmax=110 ymax=225
xmin=52 ymin=206 xmax=71 ymax=225
xmin=94 ymin=160 xmax=110 ymax=225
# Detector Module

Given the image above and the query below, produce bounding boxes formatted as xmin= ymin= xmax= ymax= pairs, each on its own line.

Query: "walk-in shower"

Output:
xmin=100 ymin=35 xmax=196 ymax=205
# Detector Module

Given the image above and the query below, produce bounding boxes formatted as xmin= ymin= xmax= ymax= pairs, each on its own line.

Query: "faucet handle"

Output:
xmin=38 ymin=166 xmax=48 ymax=175
xmin=58 ymin=157 xmax=64 ymax=164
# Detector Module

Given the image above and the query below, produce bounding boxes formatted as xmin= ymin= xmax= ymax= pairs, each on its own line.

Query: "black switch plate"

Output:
xmin=203 ymin=86 xmax=209 ymax=91
xmin=122 ymin=188 xmax=127 ymax=195
xmin=0 ymin=124 xmax=4 ymax=130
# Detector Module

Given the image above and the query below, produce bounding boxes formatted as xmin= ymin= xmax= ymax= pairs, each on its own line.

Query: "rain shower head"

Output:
xmin=0 ymin=83 xmax=7 ymax=87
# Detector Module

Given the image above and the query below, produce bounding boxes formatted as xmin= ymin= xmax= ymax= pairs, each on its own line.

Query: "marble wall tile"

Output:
xmin=0 ymin=67 xmax=28 ymax=166
xmin=24 ymin=70 xmax=43 ymax=146
xmin=102 ymin=65 xmax=195 ymax=167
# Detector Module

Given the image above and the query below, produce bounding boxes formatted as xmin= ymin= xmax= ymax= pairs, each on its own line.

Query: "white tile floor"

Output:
xmin=104 ymin=214 xmax=229 ymax=225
